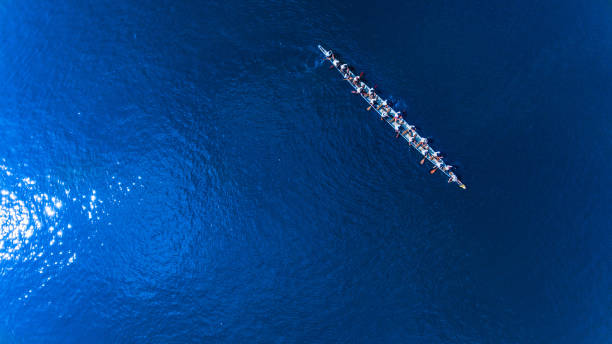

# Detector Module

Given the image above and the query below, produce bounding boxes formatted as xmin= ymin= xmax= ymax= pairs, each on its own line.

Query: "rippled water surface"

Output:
xmin=1 ymin=0 xmax=611 ymax=343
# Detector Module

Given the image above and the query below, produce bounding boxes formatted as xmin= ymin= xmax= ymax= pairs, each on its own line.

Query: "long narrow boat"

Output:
xmin=318 ymin=44 xmax=466 ymax=189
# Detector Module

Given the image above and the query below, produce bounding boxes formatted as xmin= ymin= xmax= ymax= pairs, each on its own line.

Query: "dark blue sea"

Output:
xmin=1 ymin=0 xmax=611 ymax=342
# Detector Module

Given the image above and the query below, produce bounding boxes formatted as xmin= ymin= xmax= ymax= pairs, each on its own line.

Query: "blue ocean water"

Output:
xmin=1 ymin=0 xmax=611 ymax=342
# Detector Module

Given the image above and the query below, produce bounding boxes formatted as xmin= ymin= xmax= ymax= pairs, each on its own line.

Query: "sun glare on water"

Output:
xmin=0 ymin=161 xmax=142 ymax=300
xmin=0 ymin=165 xmax=79 ymax=300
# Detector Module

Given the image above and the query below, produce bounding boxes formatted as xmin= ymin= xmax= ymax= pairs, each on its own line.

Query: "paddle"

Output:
xmin=420 ymin=156 xmax=427 ymax=165
xmin=367 ymin=106 xmax=372 ymax=111
xmin=430 ymin=167 xmax=438 ymax=174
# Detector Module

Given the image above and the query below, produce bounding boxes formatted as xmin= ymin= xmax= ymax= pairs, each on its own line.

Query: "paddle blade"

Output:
xmin=420 ymin=157 xmax=426 ymax=165
xmin=429 ymin=168 xmax=437 ymax=174
xmin=367 ymin=106 xmax=372 ymax=111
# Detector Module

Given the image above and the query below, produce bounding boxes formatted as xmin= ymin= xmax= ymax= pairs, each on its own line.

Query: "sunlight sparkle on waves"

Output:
xmin=0 ymin=162 xmax=145 ymax=300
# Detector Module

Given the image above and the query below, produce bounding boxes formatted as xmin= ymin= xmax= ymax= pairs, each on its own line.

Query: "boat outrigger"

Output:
xmin=318 ymin=44 xmax=466 ymax=189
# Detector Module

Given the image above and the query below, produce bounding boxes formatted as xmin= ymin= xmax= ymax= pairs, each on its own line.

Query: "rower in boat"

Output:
xmin=416 ymin=137 xmax=428 ymax=150
xmin=367 ymin=89 xmax=377 ymax=101
xmin=355 ymin=85 xmax=364 ymax=95
xmin=394 ymin=122 xmax=402 ymax=137
xmin=448 ymin=172 xmax=458 ymax=183
xmin=376 ymin=99 xmax=388 ymax=110
xmin=383 ymin=105 xmax=392 ymax=116
xmin=379 ymin=107 xmax=389 ymax=120
xmin=326 ymin=52 xmax=338 ymax=67
xmin=340 ymin=63 xmax=348 ymax=76
xmin=443 ymin=165 xmax=453 ymax=172
xmin=400 ymin=124 xmax=414 ymax=137
xmin=432 ymin=151 xmax=443 ymax=161
xmin=368 ymin=96 xmax=376 ymax=107
xmin=347 ymin=75 xmax=360 ymax=85
xmin=393 ymin=111 xmax=402 ymax=123
xmin=407 ymin=134 xmax=415 ymax=145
